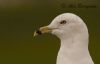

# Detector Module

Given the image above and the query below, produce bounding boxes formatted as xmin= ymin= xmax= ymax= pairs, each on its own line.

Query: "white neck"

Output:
xmin=56 ymin=34 xmax=94 ymax=64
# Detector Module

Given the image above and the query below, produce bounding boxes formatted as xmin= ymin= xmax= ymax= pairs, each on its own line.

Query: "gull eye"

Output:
xmin=60 ymin=20 xmax=67 ymax=24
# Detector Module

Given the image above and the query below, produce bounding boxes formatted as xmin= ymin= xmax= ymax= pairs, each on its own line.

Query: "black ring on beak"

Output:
xmin=36 ymin=30 xmax=42 ymax=35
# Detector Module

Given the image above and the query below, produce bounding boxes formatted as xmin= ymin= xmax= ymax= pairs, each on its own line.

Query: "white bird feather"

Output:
xmin=34 ymin=13 xmax=94 ymax=64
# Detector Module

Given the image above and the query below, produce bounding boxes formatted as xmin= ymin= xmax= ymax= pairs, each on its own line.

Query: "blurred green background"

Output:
xmin=0 ymin=0 xmax=99 ymax=64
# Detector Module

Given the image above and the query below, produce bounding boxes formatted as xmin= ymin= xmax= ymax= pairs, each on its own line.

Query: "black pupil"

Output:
xmin=60 ymin=20 xmax=66 ymax=24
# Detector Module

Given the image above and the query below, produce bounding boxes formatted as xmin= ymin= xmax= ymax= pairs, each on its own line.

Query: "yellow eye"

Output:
xmin=60 ymin=20 xmax=67 ymax=24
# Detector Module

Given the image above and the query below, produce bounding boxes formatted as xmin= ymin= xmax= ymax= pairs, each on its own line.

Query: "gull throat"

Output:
xmin=57 ymin=35 xmax=92 ymax=64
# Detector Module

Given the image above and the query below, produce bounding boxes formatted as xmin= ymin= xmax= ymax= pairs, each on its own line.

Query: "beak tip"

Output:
xmin=33 ymin=31 xmax=38 ymax=37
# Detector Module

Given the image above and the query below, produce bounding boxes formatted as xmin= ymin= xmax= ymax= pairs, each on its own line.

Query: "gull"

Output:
xmin=34 ymin=13 xmax=94 ymax=64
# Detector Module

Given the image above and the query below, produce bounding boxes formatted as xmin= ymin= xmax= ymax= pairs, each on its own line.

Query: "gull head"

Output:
xmin=34 ymin=13 xmax=88 ymax=40
xmin=33 ymin=13 xmax=94 ymax=64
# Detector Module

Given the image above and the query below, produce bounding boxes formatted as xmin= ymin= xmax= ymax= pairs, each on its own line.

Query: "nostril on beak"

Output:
xmin=36 ymin=30 xmax=42 ymax=35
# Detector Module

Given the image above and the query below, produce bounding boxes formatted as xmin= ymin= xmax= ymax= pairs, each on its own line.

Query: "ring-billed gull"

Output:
xmin=34 ymin=13 xmax=94 ymax=64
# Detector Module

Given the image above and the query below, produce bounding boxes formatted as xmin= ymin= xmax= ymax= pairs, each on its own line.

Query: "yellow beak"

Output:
xmin=33 ymin=26 xmax=52 ymax=37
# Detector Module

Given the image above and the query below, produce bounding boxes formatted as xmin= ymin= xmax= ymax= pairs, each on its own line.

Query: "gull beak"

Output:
xmin=33 ymin=26 xmax=52 ymax=37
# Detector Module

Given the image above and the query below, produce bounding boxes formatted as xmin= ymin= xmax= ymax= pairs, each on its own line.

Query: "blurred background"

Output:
xmin=0 ymin=0 xmax=99 ymax=64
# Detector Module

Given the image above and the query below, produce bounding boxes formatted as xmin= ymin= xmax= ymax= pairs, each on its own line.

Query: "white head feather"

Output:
xmin=34 ymin=13 xmax=94 ymax=64
xmin=47 ymin=13 xmax=94 ymax=64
